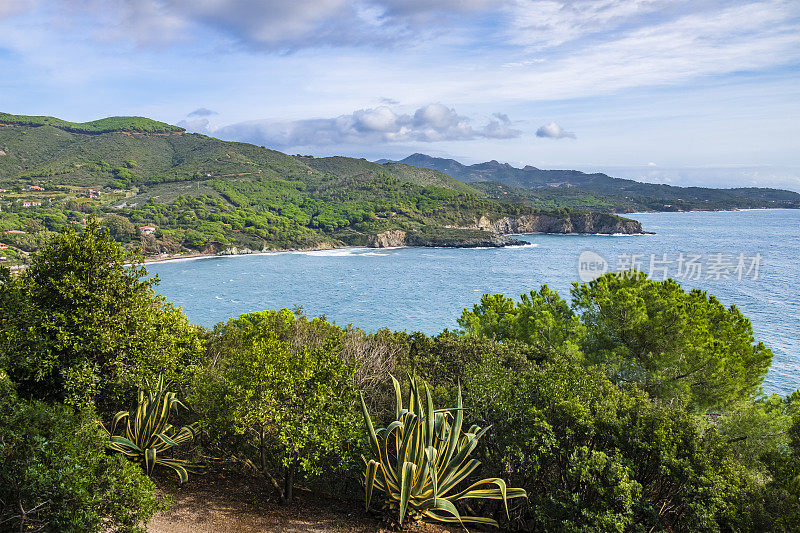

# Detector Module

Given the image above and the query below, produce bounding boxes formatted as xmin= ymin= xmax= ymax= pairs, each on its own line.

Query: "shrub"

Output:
xmin=192 ymin=311 xmax=361 ymax=504
xmin=0 ymin=216 xmax=204 ymax=411
xmin=0 ymin=381 xmax=166 ymax=533
xmin=462 ymin=353 xmax=754 ymax=531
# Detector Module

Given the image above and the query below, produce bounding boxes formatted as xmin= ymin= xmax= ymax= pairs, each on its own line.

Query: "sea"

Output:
xmin=147 ymin=209 xmax=800 ymax=395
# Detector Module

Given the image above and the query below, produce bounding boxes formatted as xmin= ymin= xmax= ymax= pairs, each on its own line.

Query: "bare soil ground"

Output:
xmin=147 ymin=469 xmax=458 ymax=533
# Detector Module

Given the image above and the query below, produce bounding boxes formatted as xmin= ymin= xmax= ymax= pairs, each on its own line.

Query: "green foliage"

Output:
xmin=718 ymin=393 xmax=796 ymax=473
xmin=0 ymin=112 xmax=184 ymax=134
xmin=461 ymin=353 xmax=750 ymax=531
xmin=0 ymin=384 xmax=165 ymax=533
xmin=460 ymin=273 xmax=772 ymax=411
xmin=459 ymin=285 xmax=586 ymax=361
xmin=191 ymin=310 xmax=361 ymax=503
xmin=0 ymin=216 xmax=204 ymax=409
xmin=361 ymin=374 xmax=527 ymax=527
xmin=298 ymin=155 xmax=479 ymax=194
xmin=103 ymin=212 xmax=138 ymax=241
xmin=573 ymin=272 xmax=772 ymax=410
xmin=103 ymin=375 xmax=203 ymax=483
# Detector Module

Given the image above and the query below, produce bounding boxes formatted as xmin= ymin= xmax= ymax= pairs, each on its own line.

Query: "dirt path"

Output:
xmin=147 ymin=470 xmax=456 ymax=533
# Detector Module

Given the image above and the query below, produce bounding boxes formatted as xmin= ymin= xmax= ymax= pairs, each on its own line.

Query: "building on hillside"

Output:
xmin=29 ymin=185 xmax=44 ymax=191
xmin=22 ymin=201 xmax=42 ymax=208
xmin=139 ymin=226 xmax=157 ymax=235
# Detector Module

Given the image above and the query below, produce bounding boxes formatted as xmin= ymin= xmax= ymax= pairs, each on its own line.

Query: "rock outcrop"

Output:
xmin=366 ymin=228 xmax=526 ymax=248
xmin=364 ymin=211 xmax=644 ymax=249
xmin=405 ymin=232 xmax=523 ymax=248
xmin=369 ymin=230 xmax=407 ymax=248
xmin=477 ymin=212 xmax=644 ymax=235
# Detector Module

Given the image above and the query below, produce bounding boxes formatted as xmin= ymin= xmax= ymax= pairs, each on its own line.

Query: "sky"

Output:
xmin=1 ymin=0 xmax=799 ymax=189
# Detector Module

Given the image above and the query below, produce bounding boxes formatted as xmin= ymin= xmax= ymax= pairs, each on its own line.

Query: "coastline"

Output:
xmin=140 ymin=232 xmax=643 ymax=264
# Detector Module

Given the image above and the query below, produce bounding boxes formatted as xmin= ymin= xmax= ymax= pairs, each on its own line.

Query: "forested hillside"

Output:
xmin=0 ymin=114 xmax=641 ymax=264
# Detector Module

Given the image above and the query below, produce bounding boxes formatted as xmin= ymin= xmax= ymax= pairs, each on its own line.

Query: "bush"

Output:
xmin=461 ymin=352 xmax=768 ymax=532
xmin=0 ymin=380 xmax=166 ymax=532
xmin=191 ymin=310 xmax=362 ymax=504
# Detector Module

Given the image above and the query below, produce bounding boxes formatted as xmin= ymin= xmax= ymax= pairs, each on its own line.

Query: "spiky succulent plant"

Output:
xmin=102 ymin=375 xmax=203 ymax=483
xmin=361 ymin=375 xmax=526 ymax=527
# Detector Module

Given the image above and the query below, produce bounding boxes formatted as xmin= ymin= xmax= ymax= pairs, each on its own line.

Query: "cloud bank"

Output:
xmin=205 ymin=104 xmax=521 ymax=147
xmin=59 ymin=0 xmax=505 ymax=50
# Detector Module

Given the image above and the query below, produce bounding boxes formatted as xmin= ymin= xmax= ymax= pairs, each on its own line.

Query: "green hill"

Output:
xmin=0 ymin=113 xmax=642 ymax=264
xmin=0 ymin=112 xmax=184 ymax=134
xmin=298 ymin=156 xmax=479 ymax=194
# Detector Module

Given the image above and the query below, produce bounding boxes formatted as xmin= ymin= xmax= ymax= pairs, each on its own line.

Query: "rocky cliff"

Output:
xmin=474 ymin=212 xmax=644 ymax=235
xmin=365 ymin=211 xmax=644 ymax=249
xmin=368 ymin=228 xmax=524 ymax=248
xmin=368 ymin=230 xmax=407 ymax=248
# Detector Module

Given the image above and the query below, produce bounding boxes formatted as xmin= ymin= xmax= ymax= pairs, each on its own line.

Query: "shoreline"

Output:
xmin=142 ymin=207 xmax=800 ymax=265
xmin=141 ymin=232 xmax=645 ymax=265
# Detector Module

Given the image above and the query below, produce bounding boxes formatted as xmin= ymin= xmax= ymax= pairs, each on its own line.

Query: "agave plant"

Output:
xmin=360 ymin=375 xmax=526 ymax=527
xmin=102 ymin=375 xmax=203 ymax=483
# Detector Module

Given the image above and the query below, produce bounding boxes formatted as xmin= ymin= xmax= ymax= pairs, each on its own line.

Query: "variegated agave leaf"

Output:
xmin=101 ymin=375 xmax=204 ymax=483
xmin=360 ymin=375 xmax=527 ymax=527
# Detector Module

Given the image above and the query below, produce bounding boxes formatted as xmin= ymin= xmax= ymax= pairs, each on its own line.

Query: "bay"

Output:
xmin=148 ymin=209 xmax=800 ymax=395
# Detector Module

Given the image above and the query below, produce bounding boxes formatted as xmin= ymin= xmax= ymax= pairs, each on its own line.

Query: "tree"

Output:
xmin=458 ymin=285 xmax=586 ymax=362
xmin=0 ymin=216 xmax=204 ymax=410
xmin=192 ymin=310 xmax=360 ymax=504
xmin=572 ymin=272 xmax=772 ymax=410
xmin=102 ymin=213 xmax=138 ymax=242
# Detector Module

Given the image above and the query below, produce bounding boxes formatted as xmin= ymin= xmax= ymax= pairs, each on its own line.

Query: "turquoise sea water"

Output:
xmin=148 ymin=209 xmax=800 ymax=395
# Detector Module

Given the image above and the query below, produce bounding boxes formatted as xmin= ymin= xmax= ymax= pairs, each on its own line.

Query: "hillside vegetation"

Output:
xmin=0 ymin=113 xmax=641 ymax=264
xmin=0 ymin=112 xmax=184 ymax=134
xmin=391 ymin=153 xmax=800 ymax=212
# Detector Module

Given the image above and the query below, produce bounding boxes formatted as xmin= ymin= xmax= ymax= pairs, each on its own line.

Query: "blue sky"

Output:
xmin=1 ymin=0 xmax=799 ymax=189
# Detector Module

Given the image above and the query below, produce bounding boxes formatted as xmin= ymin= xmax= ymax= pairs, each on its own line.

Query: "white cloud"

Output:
xmin=536 ymin=121 xmax=575 ymax=139
xmin=203 ymin=104 xmax=521 ymax=147
xmin=482 ymin=113 xmax=520 ymax=139
xmin=507 ymin=0 xmax=675 ymax=49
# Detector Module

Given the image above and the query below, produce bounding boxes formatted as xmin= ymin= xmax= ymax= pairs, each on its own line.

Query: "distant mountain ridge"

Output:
xmin=380 ymin=153 xmax=800 ymax=212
